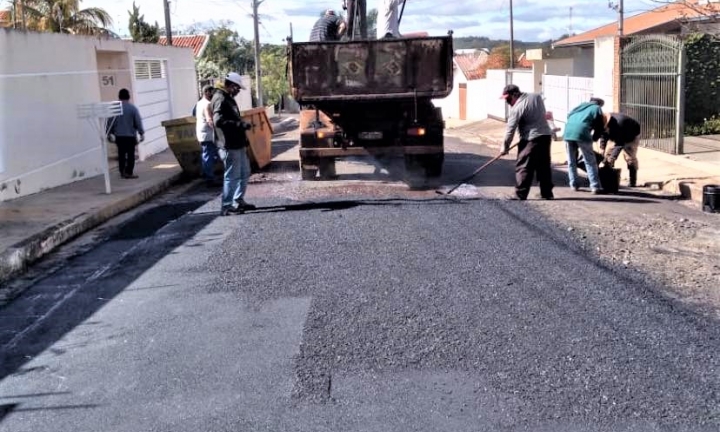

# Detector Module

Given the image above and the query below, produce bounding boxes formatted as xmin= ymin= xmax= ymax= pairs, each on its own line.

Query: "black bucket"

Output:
xmin=599 ymin=167 xmax=621 ymax=194
xmin=703 ymin=184 xmax=720 ymax=214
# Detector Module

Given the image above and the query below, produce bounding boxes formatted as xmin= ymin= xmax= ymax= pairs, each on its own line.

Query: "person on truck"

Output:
xmin=500 ymin=84 xmax=555 ymax=200
xmin=563 ymin=99 xmax=605 ymax=194
xmin=212 ymin=72 xmax=256 ymax=216
xmin=377 ymin=0 xmax=403 ymax=38
xmin=343 ymin=0 xmax=367 ymax=39
xmin=599 ymin=112 xmax=642 ymax=187
xmin=309 ymin=9 xmax=347 ymax=41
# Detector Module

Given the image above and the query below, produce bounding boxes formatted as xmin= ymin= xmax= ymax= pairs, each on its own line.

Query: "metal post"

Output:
xmin=509 ymin=0 xmax=515 ymax=69
xmin=252 ymin=0 xmax=264 ymax=107
xmin=20 ymin=0 xmax=26 ymax=30
xmin=618 ymin=0 xmax=624 ymax=36
xmin=675 ymin=45 xmax=686 ymax=155
xmin=163 ymin=0 xmax=173 ymax=45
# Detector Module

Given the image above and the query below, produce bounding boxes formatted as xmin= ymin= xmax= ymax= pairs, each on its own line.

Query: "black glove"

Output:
xmin=243 ymin=122 xmax=252 ymax=131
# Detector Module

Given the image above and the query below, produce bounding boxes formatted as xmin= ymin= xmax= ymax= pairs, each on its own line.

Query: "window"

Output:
xmin=134 ymin=60 xmax=165 ymax=80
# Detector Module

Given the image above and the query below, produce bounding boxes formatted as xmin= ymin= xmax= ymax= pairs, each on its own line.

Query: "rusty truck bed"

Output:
xmin=288 ymin=35 xmax=454 ymax=103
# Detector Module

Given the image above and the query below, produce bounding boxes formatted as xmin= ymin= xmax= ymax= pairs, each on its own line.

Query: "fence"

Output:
xmin=486 ymin=69 xmax=534 ymax=121
xmin=541 ymin=75 xmax=595 ymax=124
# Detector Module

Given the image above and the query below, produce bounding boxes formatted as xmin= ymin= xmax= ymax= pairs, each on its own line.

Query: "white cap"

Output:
xmin=225 ymin=72 xmax=245 ymax=88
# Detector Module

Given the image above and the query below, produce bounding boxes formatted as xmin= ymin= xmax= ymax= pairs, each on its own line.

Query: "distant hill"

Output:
xmin=453 ymin=36 xmax=564 ymax=52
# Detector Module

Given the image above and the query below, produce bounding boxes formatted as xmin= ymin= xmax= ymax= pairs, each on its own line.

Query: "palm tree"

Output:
xmin=16 ymin=0 xmax=112 ymax=35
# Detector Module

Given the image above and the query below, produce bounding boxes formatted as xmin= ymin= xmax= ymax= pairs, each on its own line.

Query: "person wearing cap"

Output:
xmin=211 ymin=72 xmax=256 ymax=216
xmin=599 ymin=112 xmax=642 ymax=187
xmin=500 ymin=84 xmax=555 ymax=200
xmin=309 ymin=9 xmax=347 ymax=41
xmin=563 ymin=98 xmax=605 ymax=194
xmin=195 ymin=85 xmax=219 ymax=184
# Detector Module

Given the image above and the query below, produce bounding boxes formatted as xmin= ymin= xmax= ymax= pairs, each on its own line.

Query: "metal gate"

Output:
xmin=620 ymin=35 xmax=685 ymax=154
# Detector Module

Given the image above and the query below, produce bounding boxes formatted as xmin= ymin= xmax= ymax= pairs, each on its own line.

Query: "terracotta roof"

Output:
xmin=454 ymin=52 xmax=488 ymax=80
xmin=158 ymin=34 xmax=209 ymax=58
xmin=0 ymin=10 xmax=11 ymax=24
xmin=516 ymin=53 xmax=532 ymax=69
xmin=555 ymin=0 xmax=720 ymax=47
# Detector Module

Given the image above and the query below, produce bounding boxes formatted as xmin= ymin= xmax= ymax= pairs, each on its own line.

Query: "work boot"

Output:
xmin=628 ymin=165 xmax=638 ymax=187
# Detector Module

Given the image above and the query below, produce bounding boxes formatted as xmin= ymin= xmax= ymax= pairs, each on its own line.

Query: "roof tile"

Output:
xmin=555 ymin=0 xmax=720 ymax=47
xmin=158 ymin=34 xmax=209 ymax=58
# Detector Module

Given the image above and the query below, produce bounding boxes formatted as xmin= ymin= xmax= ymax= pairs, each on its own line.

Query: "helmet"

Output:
xmin=225 ymin=72 xmax=245 ymax=89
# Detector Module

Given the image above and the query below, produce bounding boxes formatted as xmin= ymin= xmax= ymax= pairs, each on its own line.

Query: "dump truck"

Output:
xmin=287 ymin=32 xmax=454 ymax=179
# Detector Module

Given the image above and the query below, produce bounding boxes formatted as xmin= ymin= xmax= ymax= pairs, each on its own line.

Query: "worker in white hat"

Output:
xmin=211 ymin=72 xmax=256 ymax=216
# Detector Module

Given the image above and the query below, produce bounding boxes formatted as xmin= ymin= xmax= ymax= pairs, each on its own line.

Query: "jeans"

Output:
xmin=219 ymin=147 xmax=250 ymax=210
xmin=201 ymin=141 xmax=219 ymax=180
xmin=566 ymin=140 xmax=601 ymax=191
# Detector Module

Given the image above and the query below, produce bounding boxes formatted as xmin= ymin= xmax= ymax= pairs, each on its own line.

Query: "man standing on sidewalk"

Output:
xmin=563 ymin=99 xmax=605 ymax=194
xmin=212 ymin=72 xmax=256 ymax=216
xmin=599 ymin=112 xmax=642 ymax=187
xmin=500 ymin=84 xmax=554 ymax=200
xmin=195 ymin=85 xmax=219 ymax=185
xmin=107 ymin=88 xmax=144 ymax=179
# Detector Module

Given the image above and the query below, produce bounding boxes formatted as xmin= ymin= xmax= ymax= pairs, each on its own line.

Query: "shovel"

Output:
xmin=436 ymin=142 xmax=520 ymax=196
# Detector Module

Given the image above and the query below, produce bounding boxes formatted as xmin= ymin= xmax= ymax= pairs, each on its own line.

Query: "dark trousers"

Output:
xmin=116 ymin=136 xmax=137 ymax=176
xmin=515 ymin=135 xmax=553 ymax=199
xmin=346 ymin=0 xmax=367 ymax=39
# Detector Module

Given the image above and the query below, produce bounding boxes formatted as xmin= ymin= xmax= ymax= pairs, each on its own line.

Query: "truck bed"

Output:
xmin=288 ymin=35 xmax=454 ymax=103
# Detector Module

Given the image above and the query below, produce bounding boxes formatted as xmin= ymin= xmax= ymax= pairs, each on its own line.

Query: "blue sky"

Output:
xmin=74 ymin=0 xmax=664 ymax=43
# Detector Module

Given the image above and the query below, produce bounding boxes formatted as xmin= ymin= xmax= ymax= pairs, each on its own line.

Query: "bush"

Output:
xmin=685 ymin=115 xmax=720 ymax=136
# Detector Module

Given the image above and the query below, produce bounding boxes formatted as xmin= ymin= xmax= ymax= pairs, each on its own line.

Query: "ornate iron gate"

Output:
xmin=620 ymin=35 xmax=685 ymax=154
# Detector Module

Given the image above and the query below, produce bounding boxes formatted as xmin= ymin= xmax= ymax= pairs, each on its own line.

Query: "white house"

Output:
xmin=0 ymin=29 xmax=198 ymax=202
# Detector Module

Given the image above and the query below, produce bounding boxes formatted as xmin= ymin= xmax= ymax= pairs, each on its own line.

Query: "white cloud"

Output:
xmin=81 ymin=0 xmax=661 ymax=43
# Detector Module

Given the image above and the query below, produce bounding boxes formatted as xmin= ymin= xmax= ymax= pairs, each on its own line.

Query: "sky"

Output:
xmin=70 ymin=0 xmax=666 ymax=43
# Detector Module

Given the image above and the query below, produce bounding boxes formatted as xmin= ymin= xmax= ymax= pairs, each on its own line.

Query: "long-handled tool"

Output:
xmin=436 ymin=142 xmax=520 ymax=196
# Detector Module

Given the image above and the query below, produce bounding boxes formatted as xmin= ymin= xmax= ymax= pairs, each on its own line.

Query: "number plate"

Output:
xmin=359 ymin=131 xmax=383 ymax=140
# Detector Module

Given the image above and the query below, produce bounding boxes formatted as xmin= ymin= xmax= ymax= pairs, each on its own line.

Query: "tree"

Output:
xmin=367 ymin=8 xmax=377 ymax=39
xmin=17 ymin=0 xmax=112 ymax=35
xmin=128 ymin=2 xmax=159 ymax=43
xmin=202 ymin=25 xmax=255 ymax=75
xmin=259 ymin=45 xmax=289 ymax=108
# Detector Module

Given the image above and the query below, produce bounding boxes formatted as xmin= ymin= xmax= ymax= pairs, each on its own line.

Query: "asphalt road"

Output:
xmin=0 ymin=139 xmax=719 ymax=431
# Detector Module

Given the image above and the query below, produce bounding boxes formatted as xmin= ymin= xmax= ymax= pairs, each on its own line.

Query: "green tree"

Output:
xmin=128 ymin=2 xmax=159 ymax=43
xmin=202 ymin=25 xmax=255 ymax=75
xmin=367 ymin=8 xmax=377 ymax=39
xmin=17 ymin=0 xmax=112 ymax=35
xmin=259 ymin=45 xmax=289 ymax=107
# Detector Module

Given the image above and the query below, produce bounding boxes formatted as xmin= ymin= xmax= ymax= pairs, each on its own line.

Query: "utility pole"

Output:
xmin=618 ymin=0 xmax=624 ymax=36
xmin=19 ymin=0 xmax=26 ymax=30
xmin=163 ymin=0 xmax=173 ymax=45
xmin=569 ymin=6 xmax=573 ymax=34
xmin=252 ymin=0 xmax=264 ymax=107
xmin=509 ymin=0 xmax=515 ymax=69
xmin=11 ymin=0 xmax=17 ymax=29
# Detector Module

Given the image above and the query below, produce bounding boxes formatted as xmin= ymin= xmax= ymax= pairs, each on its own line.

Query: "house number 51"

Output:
xmin=101 ymin=75 xmax=116 ymax=87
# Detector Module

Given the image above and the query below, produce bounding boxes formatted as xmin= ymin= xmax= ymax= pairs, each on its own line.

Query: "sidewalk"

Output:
xmin=0 ymin=150 xmax=183 ymax=286
xmin=445 ymin=118 xmax=720 ymax=204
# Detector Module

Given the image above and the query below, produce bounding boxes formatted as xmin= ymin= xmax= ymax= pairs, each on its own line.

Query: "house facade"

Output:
xmin=0 ymin=29 xmax=198 ymax=202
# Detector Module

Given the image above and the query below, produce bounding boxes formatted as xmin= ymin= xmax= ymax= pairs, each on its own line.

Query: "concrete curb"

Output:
xmin=445 ymin=129 xmax=685 ymax=202
xmin=0 ymin=172 xmax=184 ymax=286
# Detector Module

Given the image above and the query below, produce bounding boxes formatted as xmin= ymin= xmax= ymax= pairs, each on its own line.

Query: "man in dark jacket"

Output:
xmin=212 ymin=72 xmax=255 ymax=216
xmin=107 ymin=88 xmax=144 ymax=179
xmin=599 ymin=112 xmax=642 ymax=187
xmin=501 ymin=84 xmax=554 ymax=200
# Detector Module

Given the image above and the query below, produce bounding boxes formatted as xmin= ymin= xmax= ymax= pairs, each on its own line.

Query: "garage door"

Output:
xmin=133 ymin=59 xmax=171 ymax=160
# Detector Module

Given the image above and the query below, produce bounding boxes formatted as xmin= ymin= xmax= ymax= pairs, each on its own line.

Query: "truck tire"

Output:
xmin=300 ymin=159 xmax=319 ymax=180
xmin=423 ymin=154 xmax=444 ymax=178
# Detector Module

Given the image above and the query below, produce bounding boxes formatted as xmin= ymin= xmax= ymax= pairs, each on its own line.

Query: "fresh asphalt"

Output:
xmin=0 ymin=147 xmax=719 ymax=431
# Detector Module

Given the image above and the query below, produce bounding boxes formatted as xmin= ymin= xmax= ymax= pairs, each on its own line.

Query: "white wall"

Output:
xmin=433 ymin=65 xmax=464 ymax=119
xmin=0 ymin=30 xmax=197 ymax=202
xmin=594 ymin=36 xmax=616 ymax=112
xmin=466 ymin=79 xmax=488 ymax=121
xmin=574 ymin=47 xmax=595 ymax=77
